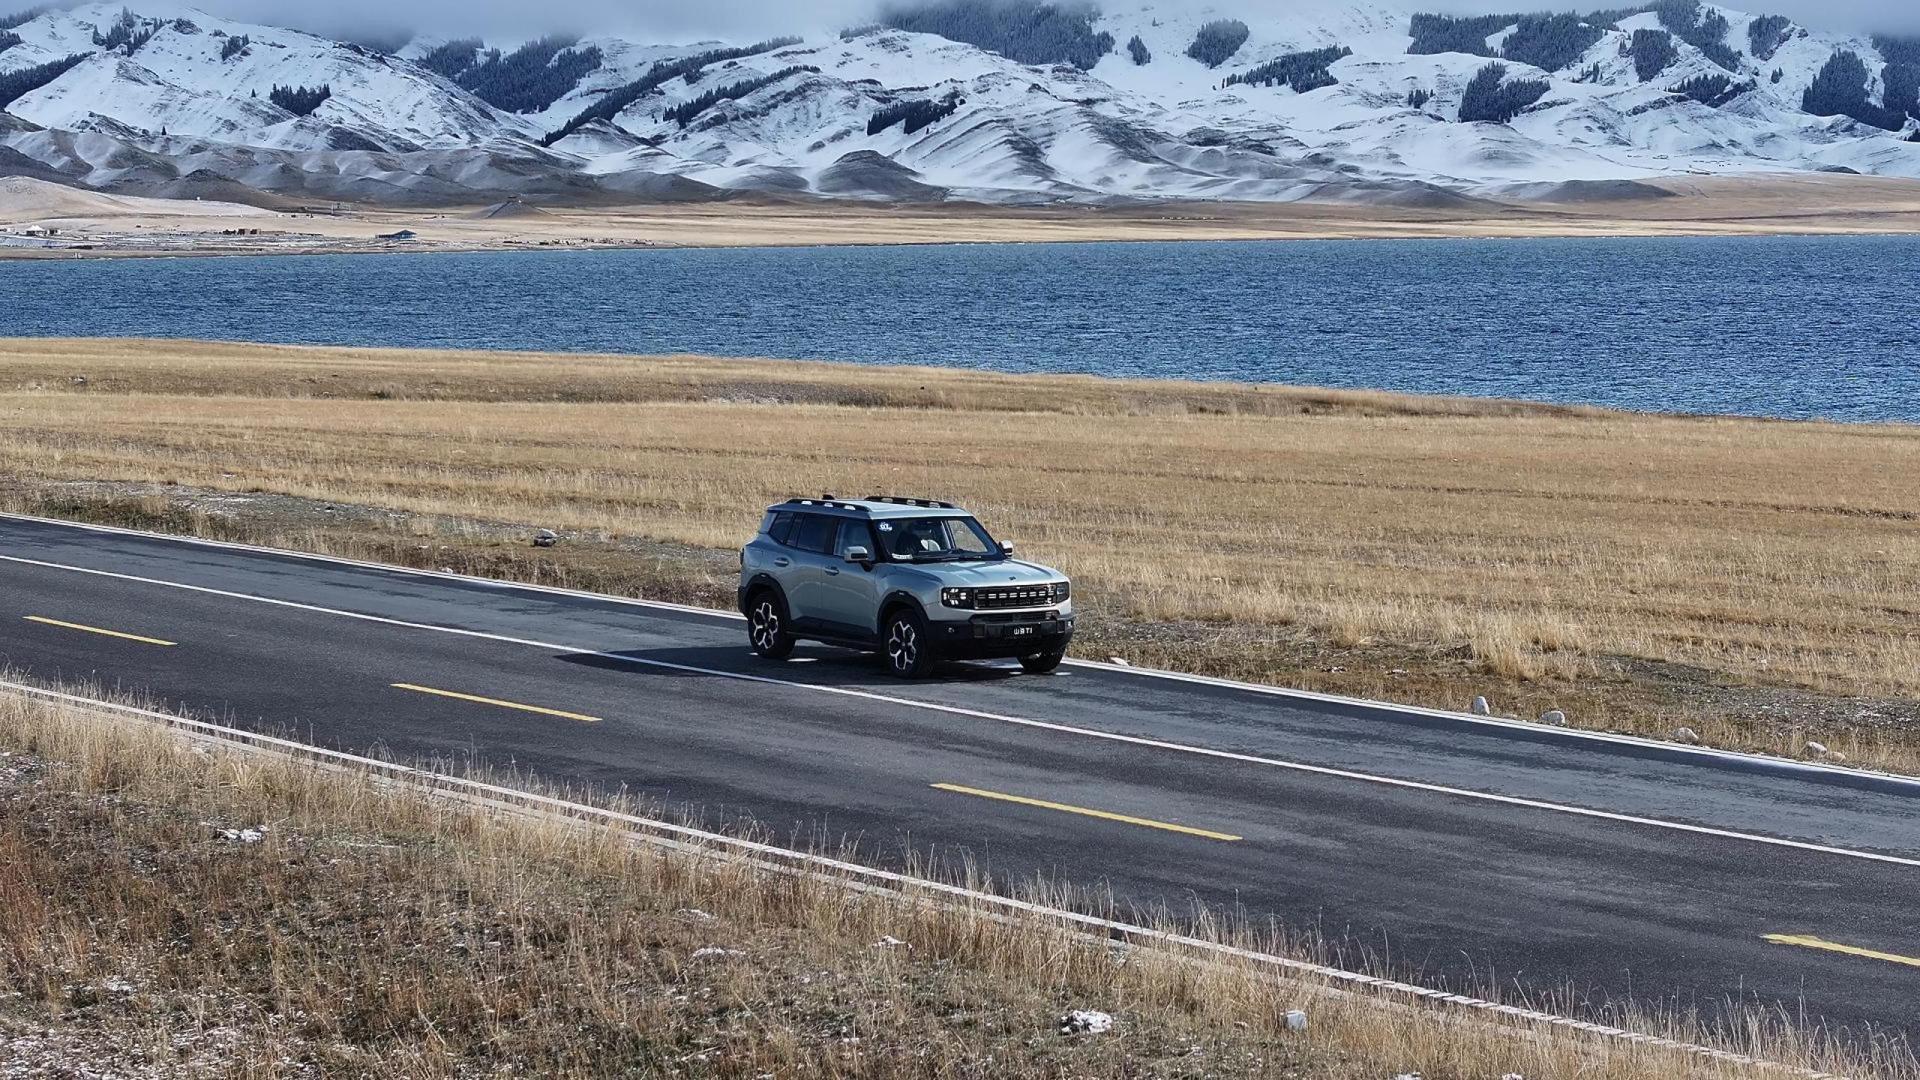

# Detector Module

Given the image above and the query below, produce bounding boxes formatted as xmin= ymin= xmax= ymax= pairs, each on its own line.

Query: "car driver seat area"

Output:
xmin=891 ymin=521 xmax=944 ymax=558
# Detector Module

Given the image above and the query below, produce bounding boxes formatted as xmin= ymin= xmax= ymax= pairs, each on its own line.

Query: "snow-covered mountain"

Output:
xmin=1 ymin=0 xmax=1916 ymax=205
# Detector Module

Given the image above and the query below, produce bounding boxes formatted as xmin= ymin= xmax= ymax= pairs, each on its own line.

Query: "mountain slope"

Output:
xmin=0 ymin=0 xmax=1915 ymax=205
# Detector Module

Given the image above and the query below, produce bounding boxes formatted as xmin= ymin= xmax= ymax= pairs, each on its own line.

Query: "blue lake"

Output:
xmin=4 ymin=234 xmax=1918 ymax=421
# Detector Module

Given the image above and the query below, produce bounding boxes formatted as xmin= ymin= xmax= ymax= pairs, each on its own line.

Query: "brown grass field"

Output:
xmin=4 ymin=685 xmax=1913 ymax=1078
xmin=2 ymin=337 xmax=1918 ymax=771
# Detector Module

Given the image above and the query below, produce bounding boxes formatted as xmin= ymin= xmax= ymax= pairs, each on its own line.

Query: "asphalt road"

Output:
xmin=2 ymin=513 xmax=1917 ymax=1040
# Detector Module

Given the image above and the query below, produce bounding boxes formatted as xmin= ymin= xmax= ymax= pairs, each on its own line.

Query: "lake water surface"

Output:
xmin=4 ymin=234 xmax=1917 ymax=421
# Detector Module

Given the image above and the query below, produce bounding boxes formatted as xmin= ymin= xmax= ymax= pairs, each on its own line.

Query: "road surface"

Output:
xmin=1 ymin=513 xmax=1916 ymax=1039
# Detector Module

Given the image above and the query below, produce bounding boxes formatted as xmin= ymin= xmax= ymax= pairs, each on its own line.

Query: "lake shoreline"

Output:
xmin=6 ymin=333 xmax=1915 ymax=428
xmin=7 ymin=172 xmax=1920 ymax=261
xmin=14 ymin=220 xmax=1920 ymax=262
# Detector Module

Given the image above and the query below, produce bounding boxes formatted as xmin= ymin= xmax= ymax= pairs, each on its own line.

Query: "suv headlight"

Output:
xmin=941 ymin=588 xmax=975 ymax=609
xmin=1051 ymin=581 xmax=1071 ymax=602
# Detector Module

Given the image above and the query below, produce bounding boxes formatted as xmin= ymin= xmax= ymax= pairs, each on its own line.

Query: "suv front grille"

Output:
xmin=975 ymin=585 xmax=1056 ymax=609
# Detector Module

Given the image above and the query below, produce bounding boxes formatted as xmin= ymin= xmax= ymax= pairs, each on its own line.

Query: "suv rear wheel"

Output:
xmin=884 ymin=608 xmax=934 ymax=679
xmin=746 ymin=590 xmax=795 ymax=659
xmin=1019 ymin=645 xmax=1067 ymax=674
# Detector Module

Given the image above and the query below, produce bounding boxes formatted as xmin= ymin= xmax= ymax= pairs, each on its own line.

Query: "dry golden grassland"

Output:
xmin=3 ymin=685 xmax=1912 ymax=1079
xmin=3 ymin=338 xmax=1918 ymax=769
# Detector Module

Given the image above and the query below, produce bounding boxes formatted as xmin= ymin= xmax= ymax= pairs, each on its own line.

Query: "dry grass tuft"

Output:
xmin=3 ymin=685 xmax=1916 ymax=1078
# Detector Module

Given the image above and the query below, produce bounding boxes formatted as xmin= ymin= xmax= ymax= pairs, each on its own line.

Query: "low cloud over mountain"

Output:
xmin=192 ymin=0 xmax=1920 ymax=43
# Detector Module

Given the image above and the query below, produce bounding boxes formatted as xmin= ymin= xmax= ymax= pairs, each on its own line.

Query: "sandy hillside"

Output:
xmin=0 ymin=177 xmax=265 ymax=225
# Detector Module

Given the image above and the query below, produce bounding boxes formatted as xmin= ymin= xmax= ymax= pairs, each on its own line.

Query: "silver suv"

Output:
xmin=737 ymin=496 xmax=1074 ymax=678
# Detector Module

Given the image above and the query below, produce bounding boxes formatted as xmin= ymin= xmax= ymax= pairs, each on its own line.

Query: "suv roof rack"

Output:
xmin=776 ymin=497 xmax=867 ymax=512
xmin=772 ymin=495 xmax=960 ymax=514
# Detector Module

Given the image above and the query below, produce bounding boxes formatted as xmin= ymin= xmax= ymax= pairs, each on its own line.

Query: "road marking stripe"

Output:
xmin=6 ymin=509 xmax=1917 ymax=794
xmin=1764 ymin=933 xmax=1920 ymax=968
xmin=391 ymin=683 xmax=600 ymax=723
xmin=932 ymin=782 xmax=1242 ymax=841
xmin=22 ymin=615 xmax=176 ymax=646
xmin=3 ymin=550 xmax=1919 ymax=869
xmin=0 ymin=679 xmax=1842 ymax=1079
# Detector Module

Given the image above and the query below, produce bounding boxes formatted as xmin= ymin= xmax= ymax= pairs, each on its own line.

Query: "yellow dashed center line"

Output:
xmin=391 ymin=683 xmax=602 ymax=723
xmin=23 ymin=615 xmax=176 ymax=646
xmin=1764 ymin=934 xmax=1920 ymax=969
xmin=932 ymin=782 xmax=1242 ymax=841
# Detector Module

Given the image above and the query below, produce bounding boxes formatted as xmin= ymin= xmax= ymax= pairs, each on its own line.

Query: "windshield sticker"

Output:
xmin=877 ymin=522 xmax=893 ymax=531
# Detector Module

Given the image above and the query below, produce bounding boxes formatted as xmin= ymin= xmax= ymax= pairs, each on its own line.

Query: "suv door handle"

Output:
xmin=773 ymin=556 xmax=791 ymax=567
xmin=825 ymin=566 xmax=841 ymax=576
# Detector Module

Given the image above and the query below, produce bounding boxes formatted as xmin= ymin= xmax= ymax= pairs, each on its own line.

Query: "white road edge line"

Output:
xmin=2 ymin=548 xmax=1918 ymax=870
xmin=0 ymin=509 xmax=1907 ymax=790
xmin=0 ymin=679 xmax=1842 ymax=1079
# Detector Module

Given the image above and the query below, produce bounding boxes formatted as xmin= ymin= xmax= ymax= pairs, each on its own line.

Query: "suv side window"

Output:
xmin=765 ymin=512 xmax=797 ymax=546
xmin=789 ymin=513 xmax=838 ymax=554
xmin=835 ymin=519 xmax=874 ymax=558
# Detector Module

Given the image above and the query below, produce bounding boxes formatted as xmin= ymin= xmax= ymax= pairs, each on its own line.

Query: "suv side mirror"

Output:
xmin=999 ymin=540 xmax=1016 ymax=556
xmin=844 ymin=546 xmax=871 ymax=564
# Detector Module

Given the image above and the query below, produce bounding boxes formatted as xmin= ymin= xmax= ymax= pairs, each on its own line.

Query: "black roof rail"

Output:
xmin=775 ymin=497 xmax=868 ymax=513
xmin=864 ymin=495 xmax=957 ymax=509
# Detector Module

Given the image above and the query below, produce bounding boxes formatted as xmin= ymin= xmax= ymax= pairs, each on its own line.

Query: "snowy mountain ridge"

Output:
xmin=1 ymin=0 xmax=1916 ymax=205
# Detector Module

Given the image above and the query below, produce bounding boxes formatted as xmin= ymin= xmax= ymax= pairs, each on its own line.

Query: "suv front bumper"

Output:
xmin=931 ymin=611 xmax=1074 ymax=659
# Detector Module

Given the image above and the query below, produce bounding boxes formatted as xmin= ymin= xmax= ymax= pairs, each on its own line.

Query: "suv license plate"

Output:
xmin=1010 ymin=626 xmax=1035 ymax=637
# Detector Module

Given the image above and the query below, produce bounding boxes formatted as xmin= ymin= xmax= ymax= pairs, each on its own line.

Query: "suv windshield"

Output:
xmin=877 ymin=516 xmax=1002 ymax=562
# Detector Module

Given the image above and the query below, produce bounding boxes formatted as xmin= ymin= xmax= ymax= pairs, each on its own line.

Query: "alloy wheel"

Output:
xmin=887 ymin=619 xmax=918 ymax=673
xmin=750 ymin=601 xmax=781 ymax=652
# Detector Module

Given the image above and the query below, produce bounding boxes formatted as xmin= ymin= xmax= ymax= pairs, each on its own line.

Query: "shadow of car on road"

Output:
xmin=553 ymin=643 xmax=1027 ymax=688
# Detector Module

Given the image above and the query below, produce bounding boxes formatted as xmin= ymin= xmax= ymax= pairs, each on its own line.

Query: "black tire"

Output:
xmin=1019 ymin=646 xmax=1067 ymax=674
xmin=883 ymin=607 xmax=934 ymax=679
xmin=745 ymin=589 xmax=795 ymax=660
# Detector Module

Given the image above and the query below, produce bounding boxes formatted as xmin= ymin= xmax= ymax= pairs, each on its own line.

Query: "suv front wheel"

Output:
xmin=884 ymin=608 xmax=934 ymax=679
xmin=746 ymin=590 xmax=795 ymax=659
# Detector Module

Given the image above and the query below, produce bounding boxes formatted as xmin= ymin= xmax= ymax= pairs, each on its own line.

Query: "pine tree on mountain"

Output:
xmin=1631 ymin=29 xmax=1677 ymax=82
xmin=270 ymin=83 xmax=332 ymax=116
xmin=1458 ymin=61 xmax=1549 ymax=123
xmin=880 ymin=0 xmax=1113 ymax=69
xmin=1800 ymin=50 xmax=1905 ymax=129
xmin=1187 ymin=20 xmax=1249 ymax=68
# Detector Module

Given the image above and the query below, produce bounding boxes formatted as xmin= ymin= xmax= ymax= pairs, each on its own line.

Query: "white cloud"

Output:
xmin=192 ymin=0 xmax=1920 ymax=45
xmin=1409 ymin=0 xmax=1919 ymax=34
xmin=202 ymin=0 xmax=884 ymax=43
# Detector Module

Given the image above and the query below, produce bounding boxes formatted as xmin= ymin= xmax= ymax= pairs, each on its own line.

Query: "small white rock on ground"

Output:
xmin=1674 ymin=726 xmax=1701 ymax=744
xmin=1470 ymin=696 xmax=1490 ymax=716
xmin=1059 ymin=1009 xmax=1114 ymax=1035
xmin=1283 ymin=1008 xmax=1307 ymax=1031
xmin=1539 ymin=709 xmax=1567 ymax=726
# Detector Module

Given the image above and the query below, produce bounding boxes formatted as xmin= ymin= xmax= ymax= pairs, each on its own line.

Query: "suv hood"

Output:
xmin=914 ymin=559 xmax=1063 ymax=586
